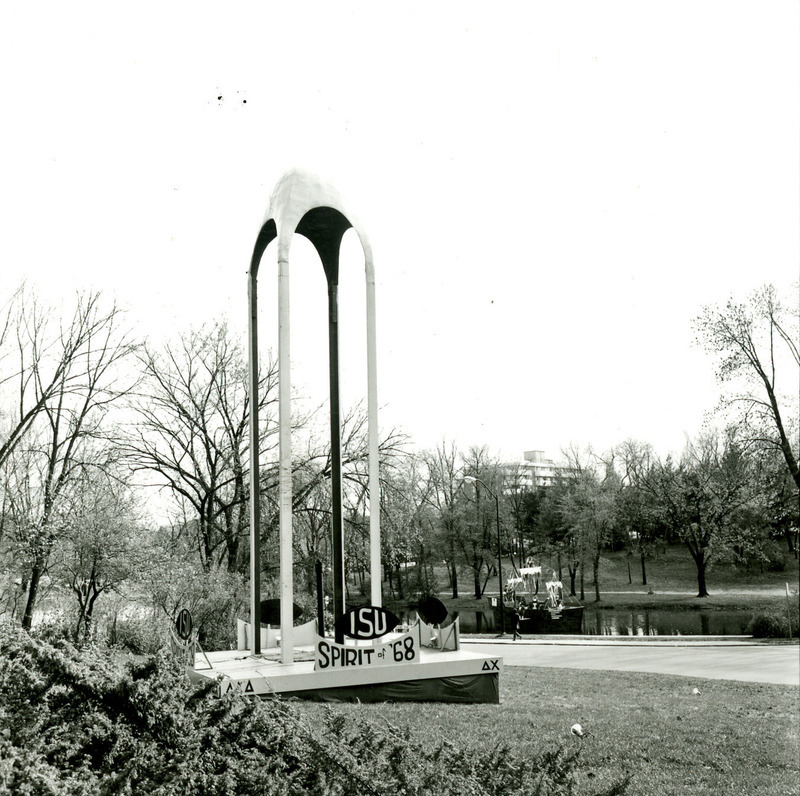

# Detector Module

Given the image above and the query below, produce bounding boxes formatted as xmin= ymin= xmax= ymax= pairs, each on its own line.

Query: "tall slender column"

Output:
xmin=278 ymin=256 xmax=293 ymax=662
xmin=247 ymin=271 xmax=261 ymax=656
xmin=366 ymin=267 xmax=381 ymax=606
xmin=328 ymin=280 xmax=346 ymax=642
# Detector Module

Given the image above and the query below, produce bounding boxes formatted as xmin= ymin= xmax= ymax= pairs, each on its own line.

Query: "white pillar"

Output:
xmin=366 ymin=261 xmax=381 ymax=607
xmin=278 ymin=256 xmax=293 ymax=662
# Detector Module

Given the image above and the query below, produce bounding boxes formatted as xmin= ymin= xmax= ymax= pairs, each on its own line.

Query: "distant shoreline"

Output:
xmin=383 ymin=587 xmax=797 ymax=615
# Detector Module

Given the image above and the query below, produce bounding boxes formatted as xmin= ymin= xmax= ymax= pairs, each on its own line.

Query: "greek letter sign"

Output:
xmin=315 ymin=631 xmax=418 ymax=671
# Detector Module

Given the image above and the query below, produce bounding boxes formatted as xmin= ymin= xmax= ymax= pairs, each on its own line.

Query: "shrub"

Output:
xmin=110 ymin=613 xmax=168 ymax=655
xmin=141 ymin=564 xmax=247 ymax=651
xmin=748 ymin=604 xmax=799 ymax=638
xmin=186 ymin=569 xmax=246 ymax=649
xmin=0 ymin=624 xmax=628 ymax=795
xmin=30 ymin=611 xmax=77 ymax=644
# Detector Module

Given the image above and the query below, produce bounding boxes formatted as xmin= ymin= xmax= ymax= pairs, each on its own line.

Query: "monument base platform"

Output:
xmin=189 ymin=646 xmax=502 ymax=704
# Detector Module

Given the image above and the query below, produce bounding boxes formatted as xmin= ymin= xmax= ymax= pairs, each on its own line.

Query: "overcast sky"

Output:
xmin=2 ymin=1 xmax=798 ymax=464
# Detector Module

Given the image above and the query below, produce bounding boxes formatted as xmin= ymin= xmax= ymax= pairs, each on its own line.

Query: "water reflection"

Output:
xmin=583 ymin=608 xmax=752 ymax=636
xmin=401 ymin=608 xmax=753 ymax=636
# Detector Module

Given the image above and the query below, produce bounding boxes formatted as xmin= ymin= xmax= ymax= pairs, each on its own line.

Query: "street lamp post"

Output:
xmin=462 ymin=475 xmax=505 ymax=636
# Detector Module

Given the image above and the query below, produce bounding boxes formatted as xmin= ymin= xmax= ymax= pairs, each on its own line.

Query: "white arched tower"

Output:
xmin=247 ymin=170 xmax=381 ymax=663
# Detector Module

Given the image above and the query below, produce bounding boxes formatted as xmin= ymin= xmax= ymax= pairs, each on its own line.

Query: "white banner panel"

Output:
xmin=315 ymin=632 xmax=419 ymax=672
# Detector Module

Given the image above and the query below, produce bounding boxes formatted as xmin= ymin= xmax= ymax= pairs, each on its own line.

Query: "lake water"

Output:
xmin=582 ymin=607 xmax=754 ymax=636
xmin=444 ymin=608 xmax=756 ymax=636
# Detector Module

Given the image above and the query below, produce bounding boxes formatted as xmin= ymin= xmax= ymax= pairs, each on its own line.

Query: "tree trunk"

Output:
xmin=305 ymin=558 xmax=316 ymax=594
xmin=640 ymin=550 xmax=647 ymax=585
xmin=81 ymin=593 xmax=98 ymax=642
xmin=579 ymin=562 xmax=585 ymax=601
xmin=760 ymin=372 xmax=800 ymax=491
xmin=21 ymin=560 xmax=45 ymax=630
xmin=75 ymin=601 xmax=87 ymax=641
xmin=593 ymin=552 xmax=601 ymax=602
xmin=447 ymin=537 xmax=459 ymax=598
xmin=226 ymin=535 xmax=239 ymax=573
xmin=473 ymin=566 xmax=482 ymax=599
xmin=567 ymin=564 xmax=577 ymax=596
xmin=694 ymin=554 xmax=710 ymax=597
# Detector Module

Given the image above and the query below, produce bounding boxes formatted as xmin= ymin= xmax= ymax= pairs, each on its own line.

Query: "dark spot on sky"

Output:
xmin=242 ymin=99 xmax=247 ymax=104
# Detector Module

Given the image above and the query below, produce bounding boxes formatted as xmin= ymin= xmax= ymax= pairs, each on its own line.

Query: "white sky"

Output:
xmin=2 ymin=1 xmax=798 ymax=464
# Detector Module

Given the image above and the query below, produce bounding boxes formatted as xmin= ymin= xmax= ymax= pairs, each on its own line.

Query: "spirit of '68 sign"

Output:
xmin=315 ymin=631 xmax=418 ymax=671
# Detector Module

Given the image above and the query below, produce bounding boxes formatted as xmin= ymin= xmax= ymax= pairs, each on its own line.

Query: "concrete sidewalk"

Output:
xmin=461 ymin=637 xmax=800 ymax=685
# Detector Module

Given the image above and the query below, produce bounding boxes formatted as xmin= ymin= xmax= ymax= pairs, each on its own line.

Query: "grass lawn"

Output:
xmin=586 ymin=544 xmax=799 ymax=602
xmin=381 ymin=543 xmax=800 ymax=615
xmin=296 ymin=666 xmax=799 ymax=796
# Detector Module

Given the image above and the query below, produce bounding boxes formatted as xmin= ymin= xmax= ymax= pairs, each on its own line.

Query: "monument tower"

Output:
xmin=247 ymin=170 xmax=381 ymax=662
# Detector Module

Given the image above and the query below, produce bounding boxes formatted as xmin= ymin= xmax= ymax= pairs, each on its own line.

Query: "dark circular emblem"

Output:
xmin=335 ymin=605 xmax=400 ymax=640
xmin=416 ymin=596 xmax=448 ymax=626
xmin=259 ymin=599 xmax=304 ymax=626
xmin=175 ymin=608 xmax=193 ymax=641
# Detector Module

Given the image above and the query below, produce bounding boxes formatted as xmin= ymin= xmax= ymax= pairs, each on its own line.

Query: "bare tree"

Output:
xmin=559 ymin=446 xmax=617 ymax=603
xmin=53 ymin=465 xmax=139 ymax=640
xmin=502 ymin=462 xmax=531 ymax=564
xmin=695 ymin=284 xmax=799 ymax=491
xmin=290 ymin=405 xmax=408 ymax=600
xmin=289 ymin=400 xmax=406 ymax=517
xmin=649 ymin=430 xmax=757 ymax=597
xmin=422 ymin=441 xmax=465 ymax=599
xmin=615 ymin=439 xmax=660 ymax=585
xmin=292 ymin=481 xmax=333 ymax=596
xmin=378 ymin=453 xmax=434 ymax=600
xmin=0 ymin=290 xmax=136 ymax=628
xmin=128 ymin=324 xmax=407 ymax=589
xmin=126 ymin=322 xmax=279 ymax=573
xmin=0 ymin=287 xmax=132 ymax=470
xmin=458 ymin=446 xmax=504 ymax=599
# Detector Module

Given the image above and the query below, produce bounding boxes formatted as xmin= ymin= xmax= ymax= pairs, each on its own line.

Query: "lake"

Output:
xmin=444 ymin=608 xmax=756 ymax=636
xmin=582 ymin=607 xmax=755 ymax=636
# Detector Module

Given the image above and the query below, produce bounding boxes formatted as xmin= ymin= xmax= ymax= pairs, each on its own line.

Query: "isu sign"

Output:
xmin=335 ymin=605 xmax=400 ymax=640
xmin=175 ymin=609 xmax=193 ymax=641
xmin=315 ymin=631 xmax=418 ymax=671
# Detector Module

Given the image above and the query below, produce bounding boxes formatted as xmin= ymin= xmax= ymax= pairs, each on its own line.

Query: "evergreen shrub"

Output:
xmin=747 ymin=604 xmax=799 ymax=638
xmin=0 ymin=624 xmax=628 ymax=795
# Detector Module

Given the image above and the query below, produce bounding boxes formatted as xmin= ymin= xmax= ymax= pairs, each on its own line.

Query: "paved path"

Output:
xmin=461 ymin=638 xmax=800 ymax=685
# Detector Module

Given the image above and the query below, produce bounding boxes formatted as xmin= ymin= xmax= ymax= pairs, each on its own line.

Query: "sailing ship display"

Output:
xmin=489 ymin=561 xmax=584 ymax=634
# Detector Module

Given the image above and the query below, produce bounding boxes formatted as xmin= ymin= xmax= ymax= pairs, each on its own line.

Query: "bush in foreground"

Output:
xmin=747 ymin=604 xmax=799 ymax=638
xmin=0 ymin=625 xmax=627 ymax=796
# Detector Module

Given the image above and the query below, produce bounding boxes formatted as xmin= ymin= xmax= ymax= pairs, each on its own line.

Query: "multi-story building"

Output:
xmin=505 ymin=450 xmax=570 ymax=490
